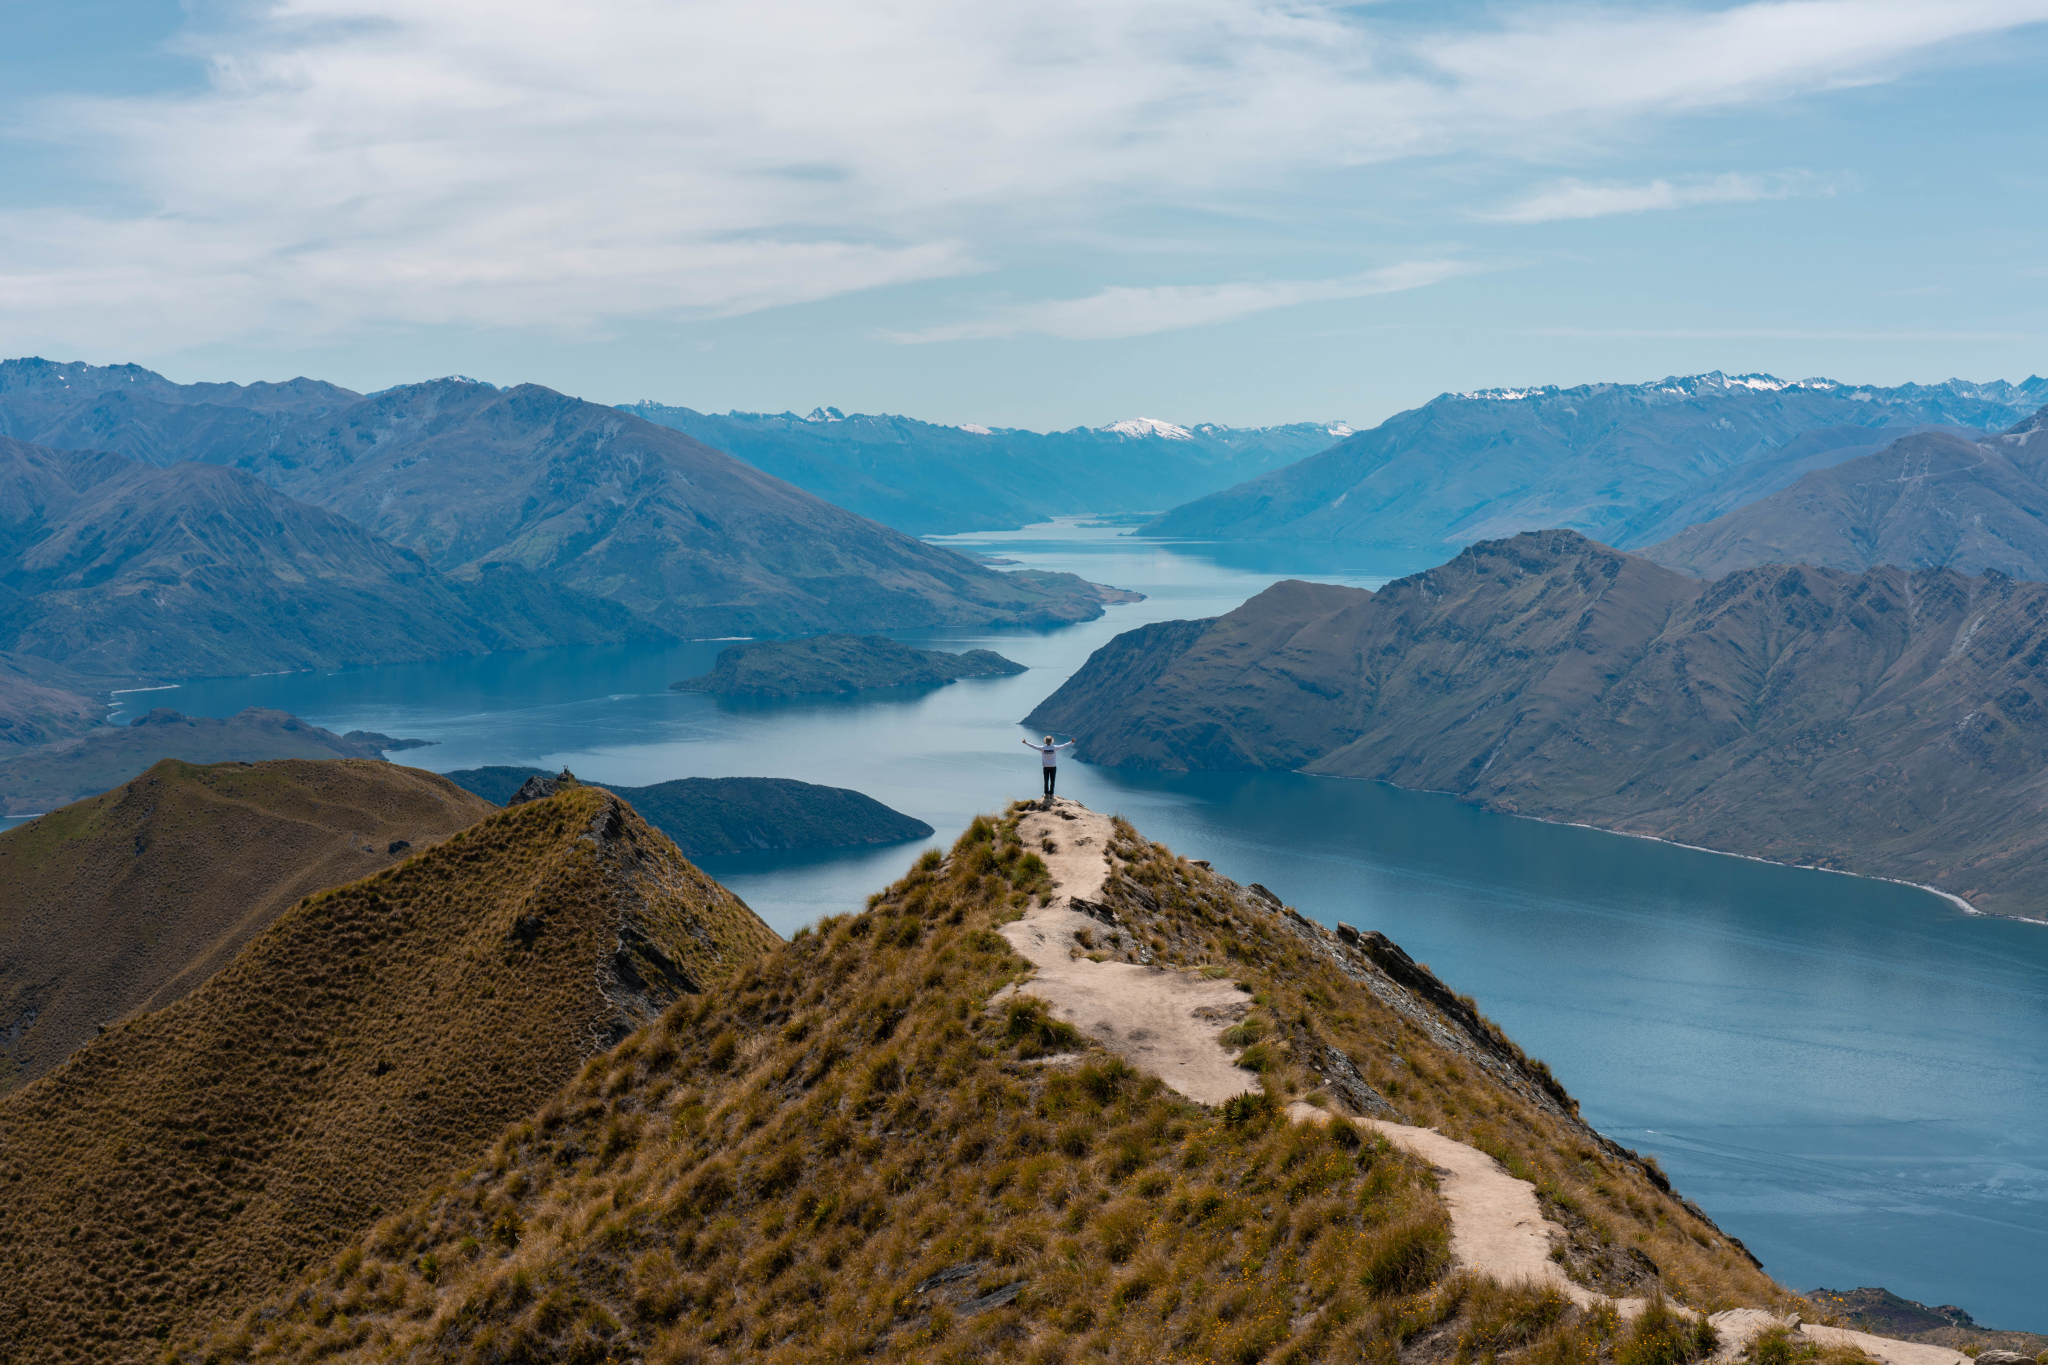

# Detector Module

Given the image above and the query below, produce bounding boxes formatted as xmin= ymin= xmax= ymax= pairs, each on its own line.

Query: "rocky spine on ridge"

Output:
xmin=0 ymin=785 xmax=777 ymax=1364
xmin=172 ymin=804 xmax=1778 ymax=1365
xmin=1029 ymin=529 xmax=2048 ymax=920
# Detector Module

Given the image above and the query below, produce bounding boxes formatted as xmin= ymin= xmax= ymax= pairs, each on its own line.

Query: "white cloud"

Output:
xmin=889 ymin=261 xmax=1480 ymax=343
xmin=1485 ymin=172 xmax=1840 ymax=224
xmin=1534 ymin=327 xmax=2036 ymax=342
xmin=1 ymin=0 xmax=2044 ymax=350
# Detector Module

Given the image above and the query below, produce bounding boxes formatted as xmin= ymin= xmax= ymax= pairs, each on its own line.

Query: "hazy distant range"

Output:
xmin=620 ymin=404 xmax=1351 ymax=536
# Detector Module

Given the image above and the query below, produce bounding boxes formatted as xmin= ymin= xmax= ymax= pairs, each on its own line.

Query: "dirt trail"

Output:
xmin=996 ymin=801 xmax=1952 ymax=1357
xmin=997 ymin=799 xmax=1258 ymax=1106
xmin=1286 ymin=1102 xmax=1641 ymax=1314
xmin=1706 ymin=1309 xmax=1969 ymax=1365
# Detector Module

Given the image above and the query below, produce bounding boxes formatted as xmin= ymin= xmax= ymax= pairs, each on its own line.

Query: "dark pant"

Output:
xmin=1042 ymin=766 xmax=1057 ymax=797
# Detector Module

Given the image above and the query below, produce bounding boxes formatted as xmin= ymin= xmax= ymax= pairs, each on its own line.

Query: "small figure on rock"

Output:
xmin=1023 ymin=734 xmax=1073 ymax=803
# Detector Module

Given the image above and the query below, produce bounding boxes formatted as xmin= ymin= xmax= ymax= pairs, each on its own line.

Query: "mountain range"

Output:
xmin=0 ymin=360 xmax=1132 ymax=641
xmin=622 ymin=403 xmax=1349 ymax=535
xmin=1142 ymin=372 xmax=2048 ymax=557
xmin=1644 ymin=408 xmax=2048 ymax=580
xmin=0 ymin=435 xmax=652 ymax=683
xmin=1029 ymin=529 xmax=2048 ymax=919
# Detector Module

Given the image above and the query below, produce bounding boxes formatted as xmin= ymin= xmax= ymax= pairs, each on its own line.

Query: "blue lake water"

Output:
xmin=97 ymin=521 xmax=2048 ymax=1327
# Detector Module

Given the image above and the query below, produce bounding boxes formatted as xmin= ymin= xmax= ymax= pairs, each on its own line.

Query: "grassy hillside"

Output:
xmin=177 ymin=805 xmax=1780 ymax=1365
xmin=0 ymin=786 xmax=777 ymax=1364
xmin=0 ymin=758 xmax=494 ymax=1091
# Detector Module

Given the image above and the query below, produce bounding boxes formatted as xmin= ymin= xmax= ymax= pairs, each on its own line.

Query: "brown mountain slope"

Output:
xmin=0 ymin=758 xmax=493 ymax=1091
xmin=0 ymin=785 xmax=777 ymax=1365
xmin=1644 ymin=409 xmax=2048 ymax=579
xmin=1028 ymin=530 xmax=2048 ymax=919
xmin=0 ymin=438 xmax=656 ymax=682
xmin=0 ymin=707 xmax=429 ymax=816
xmin=175 ymin=805 xmax=1776 ymax=1365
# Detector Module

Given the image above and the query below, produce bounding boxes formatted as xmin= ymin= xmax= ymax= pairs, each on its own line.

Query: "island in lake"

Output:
xmin=670 ymin=632 xmax=1026 ymax=699
xmin=439 ymin=767 xmax=934 ymax=858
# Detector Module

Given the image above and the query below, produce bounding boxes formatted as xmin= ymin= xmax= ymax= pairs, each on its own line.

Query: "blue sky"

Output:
xmin=2 ymin=0 xmax=2044 ymax=429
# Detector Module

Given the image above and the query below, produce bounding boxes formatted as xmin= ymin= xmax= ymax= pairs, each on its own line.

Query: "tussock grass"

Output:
xmin=0 ymin=786 xmax=773 ymax=1365
xmin=1077 ymin=817 xmax=1783 ymax=1314
xmin=0 ymin=758 xmax=495 ymax=1091
xmin=178 ymin=805 xmax=1785 ymax=1364
xmin=180 ymin=809 xmax=1456 ymax=1364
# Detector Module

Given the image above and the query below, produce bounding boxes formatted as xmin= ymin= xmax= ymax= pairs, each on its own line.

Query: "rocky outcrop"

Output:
xmin=1030 ymin=529 xmax=2048 ymax=919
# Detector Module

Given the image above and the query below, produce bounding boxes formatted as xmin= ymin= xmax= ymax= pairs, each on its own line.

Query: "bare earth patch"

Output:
xmin=998 ymin=798 xmax=1259 ymax=1106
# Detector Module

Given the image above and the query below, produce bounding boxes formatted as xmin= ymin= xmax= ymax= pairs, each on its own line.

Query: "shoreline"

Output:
xmin=1301 ymin=771 xmax=2048 ymax=929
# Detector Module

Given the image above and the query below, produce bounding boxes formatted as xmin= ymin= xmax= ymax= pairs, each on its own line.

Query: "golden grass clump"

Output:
xmin=0 ymin=785 xmax=775 ymax=1365
xmin=175 ymin=805 xmax=1785 ymax=1365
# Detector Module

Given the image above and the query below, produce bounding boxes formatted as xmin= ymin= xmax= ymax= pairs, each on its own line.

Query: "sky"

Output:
xmin=1 ymin=0 xmax=2044 ymax=430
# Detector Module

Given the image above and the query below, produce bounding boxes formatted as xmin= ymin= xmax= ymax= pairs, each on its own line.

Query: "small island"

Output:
xmin=439 ymin=767 xmax=934 ymax=858
xmin=670 ymin=633 xmax=1026 ymax=699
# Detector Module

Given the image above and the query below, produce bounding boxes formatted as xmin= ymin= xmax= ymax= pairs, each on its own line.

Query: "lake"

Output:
xmin=104 ymin=520 xmax=2048 ymax=1328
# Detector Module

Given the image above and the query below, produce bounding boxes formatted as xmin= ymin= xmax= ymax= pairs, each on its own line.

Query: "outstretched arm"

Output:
xmin=1053 ymin=740 xmax=1074 ymax=750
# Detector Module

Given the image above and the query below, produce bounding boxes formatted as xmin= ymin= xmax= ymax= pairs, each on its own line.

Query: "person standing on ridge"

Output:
xmin=1025 ymin=734 xmax=1073 ymax=801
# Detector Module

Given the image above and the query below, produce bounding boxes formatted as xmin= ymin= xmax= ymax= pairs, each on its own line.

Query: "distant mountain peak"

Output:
xmin=1102 ymin=416 xmax=1194 ymax=440
xmin=956 ymin=422 xmax=994 ymax=435
xmin=804 ymin=406 xmax=846 ymax=422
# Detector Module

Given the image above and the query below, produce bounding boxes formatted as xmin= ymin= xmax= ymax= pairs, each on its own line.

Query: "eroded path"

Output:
xmin=993 ymin=800 xmax=1963 ymax=1360
xmin=998 ymin=799 xmax=1254 ymax=1106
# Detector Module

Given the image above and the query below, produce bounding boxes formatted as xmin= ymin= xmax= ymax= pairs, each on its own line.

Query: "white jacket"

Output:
xmin=1026 ymin=739 xmax=1073 ymax=767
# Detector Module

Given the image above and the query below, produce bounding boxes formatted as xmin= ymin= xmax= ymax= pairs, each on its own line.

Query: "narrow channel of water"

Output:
xmin=81 ymin=521 xmax=2048 ymax=1327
